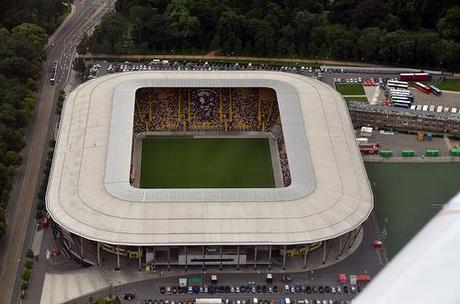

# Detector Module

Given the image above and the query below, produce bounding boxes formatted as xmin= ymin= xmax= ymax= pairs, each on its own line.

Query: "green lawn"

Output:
xmin=433 ymin=79 xmax=460 ymax=92
xmin=365 ymin=162 xmax=460 ymax=258
xmin=140 ymin=137 xmax=275 ymax=188
xmin=335 ymin=83 xmax=365 ymax=95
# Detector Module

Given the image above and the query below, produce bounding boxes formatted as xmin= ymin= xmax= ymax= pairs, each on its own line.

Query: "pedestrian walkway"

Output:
xmin=40 ymin=267 xmax=152 ymax=304
xmin=369 ymin=87 xmax=380 ymax=105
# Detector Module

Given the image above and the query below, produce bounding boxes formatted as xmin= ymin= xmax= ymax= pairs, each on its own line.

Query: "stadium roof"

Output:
xmin=46 ymin=71 xmax=373 ymax=246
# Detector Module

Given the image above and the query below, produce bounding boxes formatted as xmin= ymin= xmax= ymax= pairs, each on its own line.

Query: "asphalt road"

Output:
xmin=0 ymin=1 xmax=115 ymax=303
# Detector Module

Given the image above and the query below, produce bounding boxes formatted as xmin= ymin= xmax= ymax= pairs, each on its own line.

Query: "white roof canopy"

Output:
xmin=46 ymin=71 xmax=373 ymax=246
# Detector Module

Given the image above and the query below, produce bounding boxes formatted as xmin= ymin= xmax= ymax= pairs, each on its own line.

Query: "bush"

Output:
xmin=35 ymin=209 xmax=44 ymax=219
xmin=0 ymin=220 xmax=5 ymax=238
xmin=21 ymin=280 xmax=28 ymax=290
xmin=24 ymin=258 xmax=33 ymax=269
xmin=21 ymin=268 xmax=31 ymax=281
xmin=26 ymin=249 xmax=34 ymax=259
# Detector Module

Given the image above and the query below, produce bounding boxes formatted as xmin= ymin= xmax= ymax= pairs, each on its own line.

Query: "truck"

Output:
xmin=359 ymin=143 xmax=380 ymax=155
xmin=179 ymin=278 xmax=187 ymax=287
xmin=266 ymin=273 xmax=273 ymax=284
xmin=400 ymin=72 xmax=431 ymax=82
xmin=415 ymin=82 xmax=431 ymax=94
xmin=360 ymin=126 xmax=373 ymax=137
xmin=356 ymin=138 xmax=369 ymax=145
xmin=195 ymin=299 xmax=222 ymax=304
xmin=211 ymin=275 xmax=218 ymax=285
xmin=189 ymin=276 xmax=203 ymax=286
xmin=356 ymin=274 xmax=371 ymax=283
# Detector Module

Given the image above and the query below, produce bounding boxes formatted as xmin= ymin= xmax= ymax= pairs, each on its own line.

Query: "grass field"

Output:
xmin=365 ymin=162 xmax=460 ymax=258
xmin=433 ymin=79 xmax=460 ymax=92
xmin=140 ymin=137 xmax=275 ymax=188
xmin=335 ymin=83 xmax=365 ymax=96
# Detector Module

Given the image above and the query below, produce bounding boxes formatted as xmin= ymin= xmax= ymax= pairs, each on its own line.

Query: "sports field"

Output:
xmin=335 ymin=83 xmax=365 ymax=95
xmin=365 ymin=162 xmax=460 ymax=258
xmin=433 ymin=79 xmax=460 ymax=92
xmin=140 ymin=137 xmax=275 ymax=188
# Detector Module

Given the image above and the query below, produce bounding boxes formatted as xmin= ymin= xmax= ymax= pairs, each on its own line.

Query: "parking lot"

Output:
xmin=112 ymin=274 xmax=365 ymax=304
xmin=85 ymin=60 xmax=318 ymax=81
xmin=361 ymin=130 xmax=451 ymax=156
xmin=410 ymin=88 xmax=460 ymax=110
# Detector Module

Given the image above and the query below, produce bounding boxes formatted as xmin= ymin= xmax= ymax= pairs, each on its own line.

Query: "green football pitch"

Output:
xmin=366 ymin=162 xmax=460 ymax=258
xmin=140 ymin=137 xmax=275 ymax=188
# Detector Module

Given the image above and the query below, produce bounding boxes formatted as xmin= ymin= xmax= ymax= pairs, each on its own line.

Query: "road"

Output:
xmin=0 ymin=1 xmax=115 ymax=303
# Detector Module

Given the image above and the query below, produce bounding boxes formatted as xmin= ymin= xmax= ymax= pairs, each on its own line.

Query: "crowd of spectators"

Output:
xmin=276 ymin=136 xmax=292 ymax=187
xmin=134 ymin=87 xmax=292 ymax=186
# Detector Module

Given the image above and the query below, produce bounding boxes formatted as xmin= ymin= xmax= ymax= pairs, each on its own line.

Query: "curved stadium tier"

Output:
xmin=46 ymin=71 xmax=373 ymax=269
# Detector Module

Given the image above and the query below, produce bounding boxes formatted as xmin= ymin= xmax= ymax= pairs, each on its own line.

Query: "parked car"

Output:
xmin=284 ymin=285 xmax=290 ymax=293
xmin=123 ymin=293 xmax=135 ymax=301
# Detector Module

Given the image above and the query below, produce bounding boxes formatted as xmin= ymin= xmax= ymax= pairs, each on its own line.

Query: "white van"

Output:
xmin=253 ymin=298 xmax=258 ymax=304
xmin=356 ymin=138 xmax=369 ymax=145
xmin=436 ymin=105 xmax=443 ymax=113
xmin=429 ymin=105 xmax=436 ymax=112
xmin=451 ymin=107 xmax=458 ymax=114
xmin=422 ymin=105 xmax=428 ymax=111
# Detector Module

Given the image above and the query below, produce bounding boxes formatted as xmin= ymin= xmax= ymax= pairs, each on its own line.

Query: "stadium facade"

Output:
xmin=46 ymin=71 xmax=373 ymax=270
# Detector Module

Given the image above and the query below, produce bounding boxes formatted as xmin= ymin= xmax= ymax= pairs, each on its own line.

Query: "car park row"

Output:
xmin=138 ymin=298 xmax=352 ymax=304
xmin=158 ymin=284 xmax=362 ymax=295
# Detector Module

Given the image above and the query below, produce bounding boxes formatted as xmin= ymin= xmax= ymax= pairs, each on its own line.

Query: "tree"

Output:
xmin=4 ymin=151 xmax=21 ymax=167
xmin=356 ymin=27 xmax=383 ymax=62
xmin=167 ymin=10 xmax=200 ymax=48
xmin=21 ymin=268 xmax=31 ymax=281
xmin=96 ymin=14 xmax=127 ymax=52
xmin=213 ymin=11 xmax=243 ymax=55
xmin=354 ymin=0 xmax=390 ymax=29
xmin=0 ymin=220 xmax=5 ymax=238
xmin=11 ymin=23 xmax=47 ymax=52
xmin=251 ymin=20 xmax=275 ymax=56
xmin=26 ymin=249 xmax=33 ymax=259
xmin=438 ymin=6 xmax=460 ymax=42
xmin=73 ymin=57 xmax=86 ymax=77
xmin=389 ymin=0 xmax=427 ymax=29
xmin=21 ymin=280 xmax=28 ymax=290
xmin=24 ymin=258 xmax=33 ymax=269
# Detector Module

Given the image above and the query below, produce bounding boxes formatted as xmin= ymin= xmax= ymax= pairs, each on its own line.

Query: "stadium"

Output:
xmin=46 ymin=71 xmax=373 ymax=270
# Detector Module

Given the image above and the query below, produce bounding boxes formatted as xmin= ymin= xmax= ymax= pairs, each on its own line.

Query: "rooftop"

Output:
xmin=46 ymin=71 xmax=373 ymax=246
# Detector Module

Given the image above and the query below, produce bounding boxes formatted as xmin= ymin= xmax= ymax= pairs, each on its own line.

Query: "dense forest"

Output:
xmin=79 ymin=0 xmax=460 ymax=71
xmin=0 ymin=1 xmax=68 ymax=238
